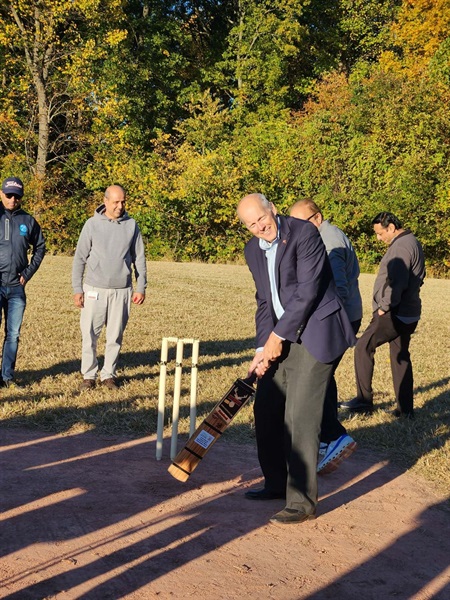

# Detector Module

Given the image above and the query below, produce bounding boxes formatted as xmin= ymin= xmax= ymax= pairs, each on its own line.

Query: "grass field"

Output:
xmin=1 ymin=256 xmax=449 ymax=493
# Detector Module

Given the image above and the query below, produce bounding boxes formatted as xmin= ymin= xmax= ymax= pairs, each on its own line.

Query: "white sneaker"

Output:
xmin=317 ymin=434 xmax=357 ymax=474
xmin=318 ymin=442 xmax=328 ymax=459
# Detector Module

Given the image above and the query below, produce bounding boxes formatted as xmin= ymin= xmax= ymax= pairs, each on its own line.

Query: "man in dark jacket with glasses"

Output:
xmin=0 ymin=177 xmax=46 ymax=388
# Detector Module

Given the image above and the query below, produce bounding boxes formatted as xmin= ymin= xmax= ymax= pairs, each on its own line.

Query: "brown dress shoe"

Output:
xmin=270 ymin=508 xmax=316 ymax=524
xmin=80 ymin=379 xmax=95 ymax=391
xmin=102 ymin=378 xmax=119 ymax=390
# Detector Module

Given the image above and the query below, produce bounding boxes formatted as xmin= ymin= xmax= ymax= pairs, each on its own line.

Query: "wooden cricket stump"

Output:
xmin=156 ymin=337 xmax=200 ymax=461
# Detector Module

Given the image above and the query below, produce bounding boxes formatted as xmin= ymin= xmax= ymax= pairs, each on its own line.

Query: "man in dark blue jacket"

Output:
xmin=238 ymin=193 xmax=356 ymax=524
xmin=0 ymin=177 xmax=46 ymax=387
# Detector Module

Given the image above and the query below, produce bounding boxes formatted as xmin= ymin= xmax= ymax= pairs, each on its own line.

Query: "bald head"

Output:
xmin=104 ymin=185 xmax=126 ymax=220
xmin=290 ymin=199 xmax=322 ymax=228
xmin=237 ymin=192 xmax=269 ymax=213
xmin=237 ymin=193 xmax=278 ymax=243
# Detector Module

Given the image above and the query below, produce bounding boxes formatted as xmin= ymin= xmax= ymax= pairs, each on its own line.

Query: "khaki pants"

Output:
xmin=80 ymin=284 xmax=132 ymax=381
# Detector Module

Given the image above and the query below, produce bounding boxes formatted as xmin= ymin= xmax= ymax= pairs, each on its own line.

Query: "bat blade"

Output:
xmin=168 ymin=376 xmax=256 ymax=481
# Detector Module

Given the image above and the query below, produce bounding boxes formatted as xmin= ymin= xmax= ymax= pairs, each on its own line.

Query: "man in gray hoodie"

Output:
xmin=72 ymin=184 xmax=147 ymax=390
xmin=341 ymin=212 xmax=425 ymax=418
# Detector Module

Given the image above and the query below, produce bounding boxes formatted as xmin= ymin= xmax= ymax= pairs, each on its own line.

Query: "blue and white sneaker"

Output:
xmin=317 ymin=434 xmax=357 ymax=474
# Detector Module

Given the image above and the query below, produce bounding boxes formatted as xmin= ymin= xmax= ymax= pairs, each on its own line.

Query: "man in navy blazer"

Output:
xmin=238 ymin=193 xmax=356 ymax=524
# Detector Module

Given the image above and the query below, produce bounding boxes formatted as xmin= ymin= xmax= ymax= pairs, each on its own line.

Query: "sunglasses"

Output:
xmin=4 ymin=193 xmax=22 ymax=200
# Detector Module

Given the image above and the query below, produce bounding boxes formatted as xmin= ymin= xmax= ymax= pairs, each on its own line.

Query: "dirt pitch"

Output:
xmin=1 ymin=428 xmax=449 ymax=600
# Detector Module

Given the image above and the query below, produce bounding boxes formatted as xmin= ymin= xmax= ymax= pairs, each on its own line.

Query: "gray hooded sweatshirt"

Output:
xmin=72 ymin=205 xmax=147 ymax=294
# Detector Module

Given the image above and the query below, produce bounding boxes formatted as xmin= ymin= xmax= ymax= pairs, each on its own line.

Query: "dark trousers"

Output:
xmin=320 ymin=319 xmax=361 ymax=443
xmin=354 ymin=311 xmax=418 ymax=415
xmin=254 ymin=342 xmax=333 ymax=513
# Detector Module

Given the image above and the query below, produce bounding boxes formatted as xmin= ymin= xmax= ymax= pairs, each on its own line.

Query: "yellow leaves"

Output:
xmin=387 ymin=0 xmax=450 ymax=76
xmin=0 ymin=23 xmax=18 ymax=45
xmin=104 ymin=29 xmax=128 ymax=47
xmin=378 ymin=50 xmax=402 ymax=74
xmin=62 ymin=38 xmax=105 ymax=80
xmin=0 ymin=111 xmax=24 ymax=143
xmin=73 ymin=0 xmax=125 ymax=22
xmin=91 ymin=95 xmax=126 ymax=122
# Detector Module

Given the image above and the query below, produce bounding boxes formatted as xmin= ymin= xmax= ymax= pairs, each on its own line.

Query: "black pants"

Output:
xmin=354 ymin=311 xmax=418 ymax=415
xmin=254 ymin=342 xmax=333 ymax=513
xmin=320 ymin=319 xmax=361 ymax=443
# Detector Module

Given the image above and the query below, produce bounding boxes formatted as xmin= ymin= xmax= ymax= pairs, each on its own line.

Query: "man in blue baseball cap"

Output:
xmin=0 ymin=177 xmax=46 ymax=387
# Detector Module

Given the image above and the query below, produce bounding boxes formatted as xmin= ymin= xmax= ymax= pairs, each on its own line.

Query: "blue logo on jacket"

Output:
xmin=19 ymin=224 xmax=28 ymax=236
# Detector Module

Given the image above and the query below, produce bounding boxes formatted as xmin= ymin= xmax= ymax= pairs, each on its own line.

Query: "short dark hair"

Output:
xmin=372 ymin=211 xmax=403 ymax=230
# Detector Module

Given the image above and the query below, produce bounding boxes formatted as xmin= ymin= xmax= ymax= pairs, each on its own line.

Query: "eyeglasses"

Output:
xmin=306 ymin=212 xmax=318 ymax=221
xmin=4 ymin=193 xmax=22 ymax=200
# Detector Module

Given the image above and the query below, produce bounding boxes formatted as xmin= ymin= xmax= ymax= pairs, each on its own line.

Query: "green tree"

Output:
xmin=338 ymin=0 xmax=403 ymax=71
xmin=0 ymin=0 xmax=127 ymax=192
xmin=291 ymin=68 xmax=450 ymax=272
xmin=213 ymin=0 xmax=348 ymax=114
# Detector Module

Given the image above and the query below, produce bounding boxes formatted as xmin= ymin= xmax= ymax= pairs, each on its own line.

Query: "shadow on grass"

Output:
xmin=0 ymin=336 xmax=256 ymax=438
xmin=15 ymin=338 xmax=256 ymax=385
xmin=0 ymin=385 xmax=256 ymax=443
xmin=340 ymin=376 xmax=450 ymax=473
xmin=2 ymin=371 xmax=448 ymax=475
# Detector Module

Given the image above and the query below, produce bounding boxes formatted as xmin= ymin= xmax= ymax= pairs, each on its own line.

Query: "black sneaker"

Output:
xmin=340 ymin=398 xmax=374 ymax=414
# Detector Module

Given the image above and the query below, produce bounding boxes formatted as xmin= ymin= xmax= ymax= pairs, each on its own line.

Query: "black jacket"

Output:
xmin=0 ymin=205 xmax=46 ymax=286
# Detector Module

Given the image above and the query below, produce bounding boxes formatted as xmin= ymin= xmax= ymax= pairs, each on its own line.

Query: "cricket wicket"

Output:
xmin=156 ymin=337 xmax=200 ymax=460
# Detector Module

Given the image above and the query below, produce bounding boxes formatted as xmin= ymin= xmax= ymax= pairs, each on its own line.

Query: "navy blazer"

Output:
xmin=244 ymin=215 xmax=356 ymax=364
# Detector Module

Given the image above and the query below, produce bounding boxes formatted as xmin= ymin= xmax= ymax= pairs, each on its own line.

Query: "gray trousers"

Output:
xmin=254 ymin=342 xmax=333 ymax=514
xmin=80 ymin=284 xmax=131 ymax=381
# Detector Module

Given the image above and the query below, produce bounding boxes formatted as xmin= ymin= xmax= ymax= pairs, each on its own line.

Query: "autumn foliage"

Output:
xmin=0 ymin=0 xmax=449 ymax=273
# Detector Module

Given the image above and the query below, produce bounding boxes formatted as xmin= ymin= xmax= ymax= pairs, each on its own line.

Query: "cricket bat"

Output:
xmin=168 ymin=374 xmax=256 ymax=482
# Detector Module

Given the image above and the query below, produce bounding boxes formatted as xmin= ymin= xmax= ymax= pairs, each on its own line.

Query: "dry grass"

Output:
xmin=1 ymin=256 xmax=449 ymax=493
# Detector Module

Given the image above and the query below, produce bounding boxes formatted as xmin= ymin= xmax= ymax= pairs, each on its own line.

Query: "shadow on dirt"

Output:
xmin=1 ymin=425 xmax=449 ymax=599
xmin=304 ymin=496 xmax=450 ymax=600
xmin=0 ymin=429 xmax=265 ymax=598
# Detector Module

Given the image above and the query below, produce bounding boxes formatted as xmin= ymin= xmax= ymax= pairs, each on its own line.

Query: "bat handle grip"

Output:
xmin=242 ymin=372 xmax=257 ymax=386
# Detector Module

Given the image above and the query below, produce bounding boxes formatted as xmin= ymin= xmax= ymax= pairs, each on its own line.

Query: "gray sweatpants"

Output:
xmin=80 ymin=284 xmax=132 ymax=381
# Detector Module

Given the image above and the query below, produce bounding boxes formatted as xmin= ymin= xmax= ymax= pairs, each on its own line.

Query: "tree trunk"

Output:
xmin=237 ymin=2 xmax=244 ymax=91
xmin=10 ymin=2 xmax=49 ymax=200
xmin=34 ymin=78 xmax=49 ymax=182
